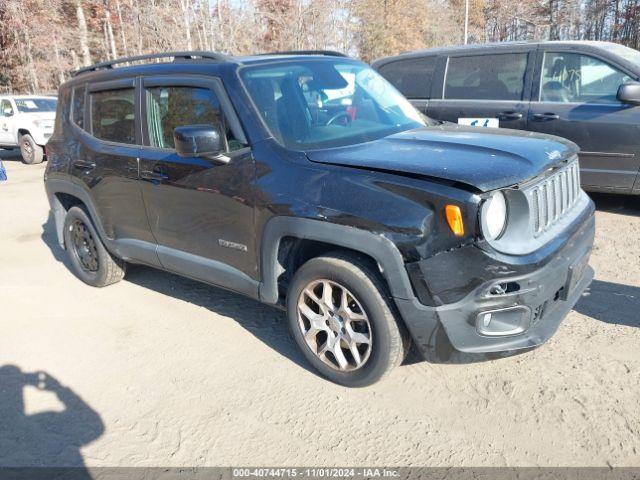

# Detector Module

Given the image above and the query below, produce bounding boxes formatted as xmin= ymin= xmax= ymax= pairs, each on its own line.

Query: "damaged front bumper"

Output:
xmin=395 ymin=200 xmax=595 ymax=355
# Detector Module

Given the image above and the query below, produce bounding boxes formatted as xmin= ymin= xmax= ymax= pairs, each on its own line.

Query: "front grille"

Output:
xmin=528 ymin=160 xmax=580 ymax=236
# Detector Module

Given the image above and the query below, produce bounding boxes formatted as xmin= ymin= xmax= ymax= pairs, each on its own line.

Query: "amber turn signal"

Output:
xmin=445 ymin=204 xmax=464 ymax=237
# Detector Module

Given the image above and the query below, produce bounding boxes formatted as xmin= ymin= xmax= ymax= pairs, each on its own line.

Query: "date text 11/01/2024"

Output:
xmin=232 ymin=468 xmax=400 ymax=478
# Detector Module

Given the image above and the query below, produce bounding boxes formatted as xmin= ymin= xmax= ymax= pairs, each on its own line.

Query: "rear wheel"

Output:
xmin=286 ymin=252 xmax=409 ymax=387
xmin=63 ymin=206 xmax=125 ymax=287
xmin=19 ymin=134 xmax=44 ymax=164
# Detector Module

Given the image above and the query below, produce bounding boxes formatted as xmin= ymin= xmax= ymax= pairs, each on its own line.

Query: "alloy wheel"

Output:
xmin=297 ymin=279 xmax=372 ymax=372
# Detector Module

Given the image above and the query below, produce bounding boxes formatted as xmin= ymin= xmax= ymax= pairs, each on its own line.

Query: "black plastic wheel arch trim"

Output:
xmin=259 ymin=216 xmax=416 ymax=304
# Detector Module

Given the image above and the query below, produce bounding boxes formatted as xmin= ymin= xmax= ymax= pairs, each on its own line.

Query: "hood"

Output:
xmin=306 ymin=125 xmax=578 ymax=192
xmin=20 ymin=111 xmax=56 ymax=122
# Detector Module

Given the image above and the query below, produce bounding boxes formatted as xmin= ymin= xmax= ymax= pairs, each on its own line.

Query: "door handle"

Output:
xmin=72 ymin=160 xmax=96 ymax=170
xmin=532 ymin=113 xmax=560 ymax=121
xmin=497 ymin=111 xmax=523 ymax=121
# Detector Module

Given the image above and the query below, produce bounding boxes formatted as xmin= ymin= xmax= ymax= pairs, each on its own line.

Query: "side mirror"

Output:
xmin=3 ymin=108 xmax=13 ymax=117
xmin=173 ymin=125 xmax=228 ymax=162
xmin=617 ymin=82 xmax=640 ymax=105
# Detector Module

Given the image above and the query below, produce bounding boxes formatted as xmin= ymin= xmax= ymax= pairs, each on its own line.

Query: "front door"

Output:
xmin=427 ymin=49 xmax=535 ymax=131
xmin=137 ymin=75 xmax=257 ymax=294
xmin=528 ymin=49 xmax=640 ymax=192
xmin=0 ymin=99 xmax=16 ymax=145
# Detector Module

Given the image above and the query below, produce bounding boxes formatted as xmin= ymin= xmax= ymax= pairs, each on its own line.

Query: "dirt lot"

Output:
xmin=1 ymin=152 xmax=639 ymax=468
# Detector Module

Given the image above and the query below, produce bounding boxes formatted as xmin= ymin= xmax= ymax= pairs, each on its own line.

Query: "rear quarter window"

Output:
xmin=378 ymin=57 xmax=436 ymax=99
xmin=72 ymin=86 xmax=86 ymax=129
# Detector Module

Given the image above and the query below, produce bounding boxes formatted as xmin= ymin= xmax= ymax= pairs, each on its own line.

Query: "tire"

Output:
xmin=286 ymin=251 xmax=410 ymax=387
xmin=63 ymin=206 xmax=126 ymax=287
xmin=19 ymin=134 xmax=44 ymax=164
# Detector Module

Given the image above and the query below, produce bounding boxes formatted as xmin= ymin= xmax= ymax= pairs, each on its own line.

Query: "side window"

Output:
xmin=72 ymin=86 xmax=85 ymax=129
xmin=378 ymin=57 xmax=436 ymax=99
xmin=145 ymin=85 xmax=245 ymax=151
xmin=540 ymin=52 xmax=632 ymax=104
xmin=90 ymin=88 xmax=136 ymax=144
xmin=445 ymin=53 xmax=528 ymax=101
xmin=1 ymin=99 xmax=14 ymax=117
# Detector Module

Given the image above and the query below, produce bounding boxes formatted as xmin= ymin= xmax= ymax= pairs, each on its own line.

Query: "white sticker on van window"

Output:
xmin=458 ymin=118 xmax=500 ymax=128
xmin=24 ymin=100 xmax=38 ymax=109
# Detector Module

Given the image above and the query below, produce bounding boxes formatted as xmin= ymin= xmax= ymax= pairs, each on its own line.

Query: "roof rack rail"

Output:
xmin=260 ymin=50 xmax=349 ymax=58
xmin=71 ymin=51 xmax=230 ymax=77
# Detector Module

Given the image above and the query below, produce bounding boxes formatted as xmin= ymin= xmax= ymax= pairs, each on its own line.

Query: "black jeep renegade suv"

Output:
xmin=44 ymin=51 xmax=595 ymax=387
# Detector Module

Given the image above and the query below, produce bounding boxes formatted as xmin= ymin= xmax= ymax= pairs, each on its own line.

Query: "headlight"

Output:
xmin=33 ymin=119 xmax=53 ymax=128
xmin=482 ymin=191 xmax=508 ymax=240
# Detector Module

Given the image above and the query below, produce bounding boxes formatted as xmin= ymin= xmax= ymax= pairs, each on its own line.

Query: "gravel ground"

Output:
xmin=1 ymin=153 xmax=639 ymax=468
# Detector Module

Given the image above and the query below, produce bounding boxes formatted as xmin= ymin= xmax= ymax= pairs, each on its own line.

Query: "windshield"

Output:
xmin=241 ymin=60 xmax=425 ymax=149
xmin=609 ymin=43 xmax=640 ymax=68
xmin=15 ymin=97 xmax=57 ymax=113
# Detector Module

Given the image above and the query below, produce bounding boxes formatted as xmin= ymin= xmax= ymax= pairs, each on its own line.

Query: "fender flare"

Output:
xmin=17 ymin=128 xmax=30 ymax=139
xmin=259 ymin=216 xmax=416 ymax=304
xmin=17 ymin=128 xmax=46 ymax=146
xmin=45 ymin=178 xmax=110 ymax=250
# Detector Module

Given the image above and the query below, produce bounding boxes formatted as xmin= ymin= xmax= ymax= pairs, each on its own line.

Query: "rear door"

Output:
xmin=376 ymin=56 xmax=437 ymax=114
xmin=528 ymin=48 xmax=640 ymax=192
xmin=79 ymin=79 xmax=158 ymax=265
xmin=427 ymin=47 xmax=536 ymax=130
xmin=137 ymin=75 xmax=257 ymax=293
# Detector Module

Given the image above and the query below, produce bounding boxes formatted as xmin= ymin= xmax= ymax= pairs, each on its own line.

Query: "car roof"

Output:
xmin=234 ymin=53 xmax=356 ymax=64
xmin=67 ymin=51 xmax=358 ymax=81
xmin=372 ymin=40 xmax=625 ymax=65
xmin=1 ymin=95 xmax=57 ymax=99
xmin=61 ymin=51 xmax=362 ymax=89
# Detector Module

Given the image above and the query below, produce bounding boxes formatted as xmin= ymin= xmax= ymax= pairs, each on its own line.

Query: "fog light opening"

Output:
xmin=476 ymin=306 xmax=531 ymax=337
xmin=489 ymin=281 xmax=521 ymax=296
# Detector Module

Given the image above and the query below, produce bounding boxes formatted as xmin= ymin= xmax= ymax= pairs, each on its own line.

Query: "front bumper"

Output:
xmin=29 ymin=128 xmax=53 ymax=145
xmin=395 ymin=201 xmax=595 ymax=354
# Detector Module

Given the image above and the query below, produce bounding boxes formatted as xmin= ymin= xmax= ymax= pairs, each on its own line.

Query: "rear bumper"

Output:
xmin=395 ymin=201 xmax=595 ymax=354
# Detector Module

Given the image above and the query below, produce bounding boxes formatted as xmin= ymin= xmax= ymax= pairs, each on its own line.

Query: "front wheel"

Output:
xmin=63 ymin=206 xmax=125 ymax=287
xmin=286 ymin=252 xmax=409 ymax=387
xmin=19 ymin=134 xmax=44 ymax=164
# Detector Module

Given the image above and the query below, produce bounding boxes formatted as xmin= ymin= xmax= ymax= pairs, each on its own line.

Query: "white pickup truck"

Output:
xmin=0 ymin=95 xmax=57 ymax=164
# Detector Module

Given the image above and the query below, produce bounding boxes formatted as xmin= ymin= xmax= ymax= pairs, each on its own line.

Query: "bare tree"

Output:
xmin=354 ymin=0 xmax=443 ymax=62
xmin=2 ymin=0 xmax=640 ymax=94
xmin=179 ymin=0 xmax=194 ymax=50
xmin=115 ymin=0 xmax=129 ymax=56
xmin=76 ymin=0 xmax=92 ymax=66
xmin=103 ymin=0 xmax=118 ymax=59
